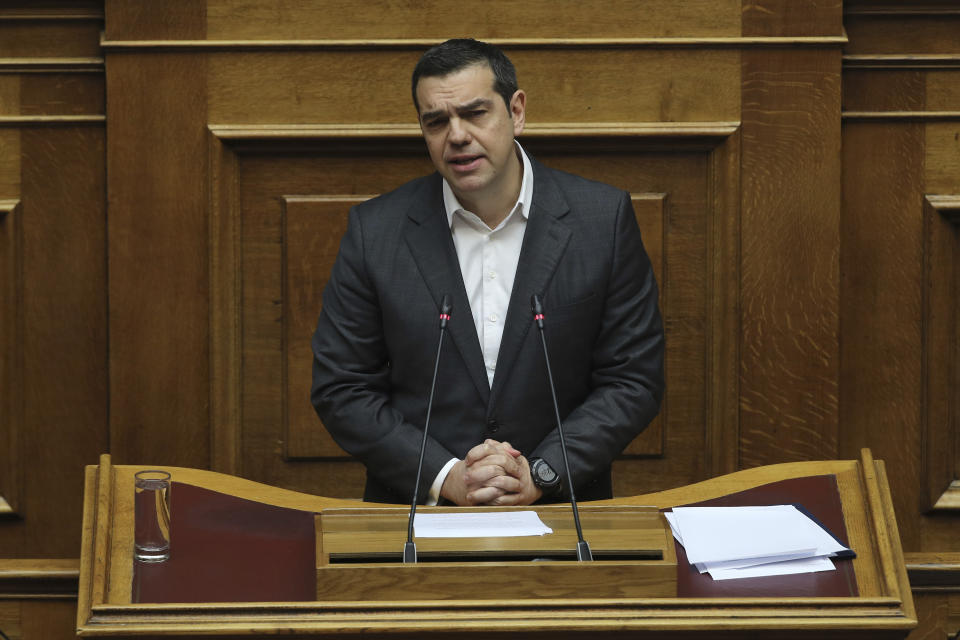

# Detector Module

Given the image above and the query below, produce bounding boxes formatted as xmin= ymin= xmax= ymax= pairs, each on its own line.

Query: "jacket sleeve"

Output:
xmin=310 ymin=206 xmax=456 ymax=502
xmin=530 ymin=191 xmax=665 ymax=496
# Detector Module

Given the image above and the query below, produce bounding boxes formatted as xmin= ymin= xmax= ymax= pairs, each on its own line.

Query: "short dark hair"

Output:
xmin=411 ymin=38 xmax=518 ymax=113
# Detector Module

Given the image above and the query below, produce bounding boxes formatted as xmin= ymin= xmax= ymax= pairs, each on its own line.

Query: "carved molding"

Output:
xmin=207 ymin=123 xmax=742 ymax=476
xmin=0 ymin=5 xmax=102 ymax=21
xmin=845 ymin=2 xmax=960 ymax=16
xmin=843 ymin=111 xmax=960 ymax=121
xmin=923 ymin=195 xmax=960 ymax=511
xmin=209 ymin=122 xmax=740 ymax=144
xmin=0 ymin=57 xmax=104 ymax=74
xmin=101 ymin=37 xmax=846 ymax=53
xmin=0 ymin=115 xmax=105 ymax=126
xmin=844 ymin=54 xmax=960 ymax=70
xmin=0 ymin=559 xmax=79 ymax=598
xmin=0 ymin=199 xmax=23 ymax=516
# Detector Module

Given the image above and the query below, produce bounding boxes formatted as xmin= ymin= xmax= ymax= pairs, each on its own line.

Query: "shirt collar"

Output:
xmin=442 ymin=141 xmax=534 ymax=229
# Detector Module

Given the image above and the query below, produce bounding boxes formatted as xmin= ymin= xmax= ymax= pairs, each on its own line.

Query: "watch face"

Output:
xmin=537 ymin=462 xmax=557 ymax=483
xmin=533 ymin=459 xmax=557 ymax=485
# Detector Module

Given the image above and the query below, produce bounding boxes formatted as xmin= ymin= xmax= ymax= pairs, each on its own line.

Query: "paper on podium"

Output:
xmin=414 ymin=511 xmax=553 ymax=538
xmin=665 ymin=505 xmax=852 ymax=580
xmin=708 ymin=555 xmax=837 ymax=580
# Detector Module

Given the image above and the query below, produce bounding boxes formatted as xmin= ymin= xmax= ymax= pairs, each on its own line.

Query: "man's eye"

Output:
xmin=468 ymin=110 xmax=486 ymax=118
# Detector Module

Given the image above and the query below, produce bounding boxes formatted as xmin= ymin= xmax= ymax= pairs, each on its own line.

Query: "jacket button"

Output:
xmin=486 ymin=419 xmax=499 ymax=433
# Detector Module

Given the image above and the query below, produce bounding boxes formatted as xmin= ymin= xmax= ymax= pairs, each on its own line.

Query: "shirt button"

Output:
xmin=487 ymin=419 xmax=499 ymax=433
xmin=488 ymin=271 xmax=496 ymax=280
xmin=488 ymin=313 xmax=498 ymax=322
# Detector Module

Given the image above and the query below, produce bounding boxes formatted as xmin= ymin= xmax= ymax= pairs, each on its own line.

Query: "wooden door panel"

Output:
xmin=222 ymin=136 xmax=730 ymax=499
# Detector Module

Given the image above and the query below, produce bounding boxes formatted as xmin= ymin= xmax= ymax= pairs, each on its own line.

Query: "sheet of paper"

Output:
xmin=694 ymin=549 xmax=818 ymax=573
xmin=708 ymin=555 xmax=836 ymax=580
xmin=414 ymin=511 xmax=553 ymax=538
xmin=668 ymin=505 xmax=849 ymax=566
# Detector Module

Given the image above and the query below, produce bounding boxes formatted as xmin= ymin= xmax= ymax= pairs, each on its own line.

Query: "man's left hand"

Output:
xmin=464 ymin=439 xmax=542 ymax=506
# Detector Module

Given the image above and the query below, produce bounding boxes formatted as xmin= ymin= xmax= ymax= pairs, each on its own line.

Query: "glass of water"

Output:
xmin=134 ymin=470 xmax=171 ymax=563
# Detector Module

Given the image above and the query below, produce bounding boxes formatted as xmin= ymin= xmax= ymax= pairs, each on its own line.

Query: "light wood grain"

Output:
xmin=739 ymin=48 xmax=842 ymax=467
xmin=203 ymin=0 xmax=742 ymax=41
xmin=106 ymin=52 xmax=210 ymax=470
xmin=844 ymin=15 xmax=960 ymax=55
xmin=206 ymin=49 xmax=740 ymax=124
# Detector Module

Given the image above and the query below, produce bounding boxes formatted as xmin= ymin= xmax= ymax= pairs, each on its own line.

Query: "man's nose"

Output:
xmin=448 ymin=118 xmax=471 ymax=145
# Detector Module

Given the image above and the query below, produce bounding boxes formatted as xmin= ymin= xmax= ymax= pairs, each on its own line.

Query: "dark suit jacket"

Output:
xmin=311 ymin=156 xmax=664 ymax=504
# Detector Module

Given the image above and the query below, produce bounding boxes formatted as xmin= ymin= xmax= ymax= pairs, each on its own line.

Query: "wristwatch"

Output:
xmin=529 ymin=458 xmax=561 ymax=498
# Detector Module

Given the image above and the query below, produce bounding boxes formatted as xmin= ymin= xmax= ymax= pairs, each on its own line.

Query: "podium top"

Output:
xmin=78 ymin=450 xmax=916 ymax=638
xmin=130 ymin=474 xmax=855 ymax=603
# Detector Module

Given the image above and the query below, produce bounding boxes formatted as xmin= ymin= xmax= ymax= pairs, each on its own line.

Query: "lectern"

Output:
xmin=76 ymin=449 xmax=916 ymax=638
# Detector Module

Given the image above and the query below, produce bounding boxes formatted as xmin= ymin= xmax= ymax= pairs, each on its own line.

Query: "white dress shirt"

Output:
xmin=426 ymin=141 xmax=534 ymax=504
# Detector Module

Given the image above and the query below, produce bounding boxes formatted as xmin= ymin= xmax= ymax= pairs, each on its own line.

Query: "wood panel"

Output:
xmin=106 ymin=52 xmax=210 ymax=469
xmin=0 ymin=200 xmax=22 ymax=516
xmin=0 ymin=5 xmax=107 ymax=558
xmin=845 ymin=14 xmax=960 ymax=55
xmin=204 ymin=49 xmax=740 ymax=125
xmin=739 ymin=47 xmax=842 ymax=468
xmin=622 ymin=194 xmax=666 ymax=456
xmin=840 ymin=120 xmax=925 ymax=548
xmin=14 ymin=125 xmax=107 ymax=555
xmin=203 ymin=0 xmax=743 ymax=41
xmin=907 ymin=552 xmax=960 ymax=639
xmin=0 ymin=600 xmax=78 ymax=640
xmin=743 ymin=0 xmax=842 ymax=37
xmin=215 ymin=127 xmax=735 ymax=499
xmin=923 ymin=197 xmax=960 ymax=512
xmin=841 ymin=7 xmax=960 ymax=638
xmin=283 ymin=195 xmax=366 ymax=460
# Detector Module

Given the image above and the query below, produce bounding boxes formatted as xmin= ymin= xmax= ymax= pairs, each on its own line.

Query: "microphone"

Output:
xmin=530 ymin=294 xmax=593 ymax=561
xmin=404 ymin=294 xmax=452 ymax=563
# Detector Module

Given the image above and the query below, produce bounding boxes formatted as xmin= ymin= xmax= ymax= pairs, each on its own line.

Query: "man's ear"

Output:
xmin=510 ymin=90 xmax=526 ymax=136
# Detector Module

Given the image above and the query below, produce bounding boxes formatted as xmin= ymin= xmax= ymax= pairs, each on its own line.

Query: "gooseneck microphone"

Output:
xmin=404 ymin=294 xmax=452 ymax=564
xmin=531 ymin=294 xmax=593 ymax=561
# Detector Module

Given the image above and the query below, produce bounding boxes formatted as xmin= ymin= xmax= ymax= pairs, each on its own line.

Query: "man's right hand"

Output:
xmin=439 ymin=439 xmax=523 ymax=505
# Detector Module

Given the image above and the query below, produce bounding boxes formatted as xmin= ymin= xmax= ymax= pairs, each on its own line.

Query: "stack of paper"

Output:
xmin=414 ymin=511 xmax=553 ymax=538
xmin=664 ymin=505 xmax=852 ymax=580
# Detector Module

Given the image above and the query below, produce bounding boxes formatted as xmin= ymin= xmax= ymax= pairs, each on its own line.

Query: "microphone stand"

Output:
xmin=403 ymin=295 xmax=452 ymax=563
xmin=531 ymin=294 xmax=593 ymax=561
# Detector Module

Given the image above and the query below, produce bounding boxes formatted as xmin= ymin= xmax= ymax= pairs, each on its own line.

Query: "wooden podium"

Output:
xmin=76 ymin=450 xmax=916 ymax=638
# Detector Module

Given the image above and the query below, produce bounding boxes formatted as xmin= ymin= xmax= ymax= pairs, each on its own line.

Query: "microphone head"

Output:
xmin=530 ymin=294 xmax=544 ymax=315
xmin=438 ymin=294 xmax=452 ymax=329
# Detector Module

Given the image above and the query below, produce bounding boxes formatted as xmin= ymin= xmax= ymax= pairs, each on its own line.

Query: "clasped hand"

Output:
xmin=440 ymin=439 xmax=543 ymax=506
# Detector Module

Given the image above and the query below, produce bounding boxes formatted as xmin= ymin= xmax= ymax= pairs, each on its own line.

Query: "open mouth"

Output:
xmin=448 ymin=155 xmax=483 ymax=171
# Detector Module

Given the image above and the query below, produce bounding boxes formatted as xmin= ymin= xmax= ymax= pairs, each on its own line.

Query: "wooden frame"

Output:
xmin=207 ymin=123 xmax=742 ymax=482
xmin=0 ymin=199 xmax=22 ymax=517
xmin=77 ymin=450 xmax=915 ymax=638
xmin=923 ymin=195 xmax=960 ymax=511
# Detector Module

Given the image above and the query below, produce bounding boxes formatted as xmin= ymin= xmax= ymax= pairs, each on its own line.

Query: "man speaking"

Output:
xmin=311 ymin=38 xmax=664 ymax=507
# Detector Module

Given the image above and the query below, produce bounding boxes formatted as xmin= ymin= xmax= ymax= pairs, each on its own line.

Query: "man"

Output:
xmin=311 ymin=38 xmax=664 ymax=506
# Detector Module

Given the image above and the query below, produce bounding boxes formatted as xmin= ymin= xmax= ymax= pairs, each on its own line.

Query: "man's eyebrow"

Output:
xmin=420 ymin=98 xmax=494 ymax=122
xmin=419 ymin=108 xmax=445 ymax=122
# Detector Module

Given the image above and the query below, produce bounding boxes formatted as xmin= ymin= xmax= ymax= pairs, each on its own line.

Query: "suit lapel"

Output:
xmin=488 ymin=163 xmax=571 ymax=410
xmin=403 ymin=175 xmax=490 ymax=405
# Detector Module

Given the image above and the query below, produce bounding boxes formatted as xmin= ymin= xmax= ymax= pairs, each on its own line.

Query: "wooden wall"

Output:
xmin=0 ymin=1 xmax=957 ymax=638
